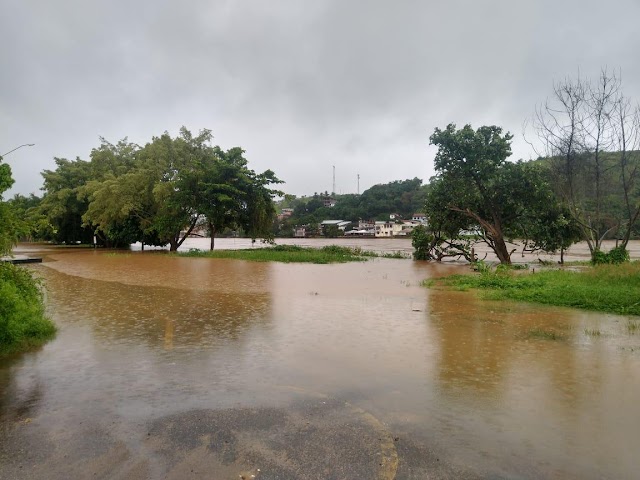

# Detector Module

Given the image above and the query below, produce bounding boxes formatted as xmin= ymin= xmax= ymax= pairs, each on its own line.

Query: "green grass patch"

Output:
xmin=0 ymin=264 xmax=56 ymax=356
xmin=434 ymin=262 xmax=640 ymax=316
xmin=584 ymin=328 xmax=602 ymax=336
xmin=628 ymin=320 xmax=640 ymax=334
xmin=176 ymin=244 xmax=392 ymax=264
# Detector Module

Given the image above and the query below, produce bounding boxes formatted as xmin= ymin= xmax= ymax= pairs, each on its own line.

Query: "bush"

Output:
xmin=412 ymin=225 xmax=431 ymax=260
xmin=0 ymin=263 xmax=56 ymax=355
xmin=592 ymin=247 xmax=630 ymax=265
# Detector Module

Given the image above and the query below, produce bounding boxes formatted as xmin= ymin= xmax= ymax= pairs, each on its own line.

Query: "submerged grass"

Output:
xmin=584 ymin=328 xmax=602 ymax=337
xmin=0 ymin=263 xmax=56 ymax=356
xmin=177 ymin=244 xmax=403 ymax=264
xmin=527 ymin=328 xmax=565 ymax=341
xmin=436 ymin=261 xmax=640 ymax=317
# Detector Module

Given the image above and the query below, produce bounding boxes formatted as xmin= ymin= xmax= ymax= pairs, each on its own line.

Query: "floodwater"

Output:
xmin=1 ymin=242 xmax=639 ymax=479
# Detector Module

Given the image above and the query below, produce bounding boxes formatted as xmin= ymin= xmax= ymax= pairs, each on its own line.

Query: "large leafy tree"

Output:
xmin=0 ymin=157 xmax=22 ymax=255
xmin=239 ymin=168 xmax=283 ymax=243
xmin=424 ymin=124 xmax=567 ymax=264
xmin=7 ymin=194 xmax=48 ymax=242
xmin=81 ymin=127 xmax=282 ymax=250
xmin=83 ymin=128 xmax=209 ymax=250
xmin=38 ymin=157 xmax=94 ymax=244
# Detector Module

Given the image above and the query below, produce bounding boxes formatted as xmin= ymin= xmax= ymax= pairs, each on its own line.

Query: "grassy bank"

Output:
xmin=434 ymin=262 xmax=640 ymax=316
xmin=0 ymin=263 xmax=56 ymax=356
xmin=177 ymin=244 xmax=407 ymax=264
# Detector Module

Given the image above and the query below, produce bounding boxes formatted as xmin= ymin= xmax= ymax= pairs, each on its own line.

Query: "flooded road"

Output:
xmin=1 ymin=244 xmax=639 ymax=479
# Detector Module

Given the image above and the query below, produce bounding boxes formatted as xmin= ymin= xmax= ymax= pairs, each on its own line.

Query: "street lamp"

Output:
xmin=1 ymin=143 xmax=35 ymax=157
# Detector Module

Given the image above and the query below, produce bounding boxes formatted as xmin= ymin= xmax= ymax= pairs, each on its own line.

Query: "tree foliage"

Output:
xmin=422 ymin=124 xmax=574 ymax=264
xmin=0 ymin=157 xmax=56 ymax=355
xmin=0 ymin=156 xmax=21 ymax=255
xmin=38 ymin=128 xmax=282 ymax=250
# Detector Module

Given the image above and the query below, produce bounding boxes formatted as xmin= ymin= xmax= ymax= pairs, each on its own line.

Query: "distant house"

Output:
xmin=320 ymin=219 xmax=351 ymax=232
xmin=277 ymin=208 xmax=294 ymax=221
xmin=375 ymin=221 xmax=400 ymax=237
xmin=412 ymin=213 xmax=427 ymax=223
xmin=398 ymin=221 xmax=420 ymax=236
xmin=375 ymin=220 xmax=420 ymax=237
xmin=322 ymin=196 xmax=337 ymax=208
xmin=344 ymin=229 xmax=375 ymax=237
xmin=294 ymin=226 xmax=308 ymax=238
xmin=389 ymin=213 xmax=402 ymax=220
xmin=358 ymin=219 xmax=375 ymax=230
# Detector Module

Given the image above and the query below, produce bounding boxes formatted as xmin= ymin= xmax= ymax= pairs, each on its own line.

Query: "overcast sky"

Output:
xmin=2 ymin=0 xmax=640 ymax=197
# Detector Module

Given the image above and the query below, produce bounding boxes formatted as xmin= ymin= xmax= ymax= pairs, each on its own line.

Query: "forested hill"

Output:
xmin=277 ymin=178 xmax=428 ymax=230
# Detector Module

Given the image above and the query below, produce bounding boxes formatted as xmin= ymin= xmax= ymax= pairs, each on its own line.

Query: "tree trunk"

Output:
xmin=209 ymin=222 xmax=216 ymax=251
xmin=173 ymin=219 xmax=198 ymax=251
xmin=493 ymin=236 xmax=512 ymax=265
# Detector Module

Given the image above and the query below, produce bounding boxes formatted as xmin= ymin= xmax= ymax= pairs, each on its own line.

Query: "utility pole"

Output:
xmin=357 ymin=174 xmax=360 ymax=194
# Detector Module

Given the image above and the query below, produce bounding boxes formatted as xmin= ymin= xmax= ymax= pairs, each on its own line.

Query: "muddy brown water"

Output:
xmin=1 ymin=240 xmax=639 ymax=479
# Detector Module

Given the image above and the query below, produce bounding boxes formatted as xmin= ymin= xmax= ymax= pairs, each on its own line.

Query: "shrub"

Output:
xmin=0 ymin=263 xmax=56 ymax=355
xmin=592 ymin=247 xmax=629 ymax=265
xmin=411 ymin=225 xmax=431 ymax=260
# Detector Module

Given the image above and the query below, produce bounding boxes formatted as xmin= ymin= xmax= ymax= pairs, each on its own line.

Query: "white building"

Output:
xmin=412 ymin=213 xmax=427 ymax=223
xmin=375 ymin=220 xmax=421 ymax=237
xmin=320 ymin=219 xmax=351 ymax=232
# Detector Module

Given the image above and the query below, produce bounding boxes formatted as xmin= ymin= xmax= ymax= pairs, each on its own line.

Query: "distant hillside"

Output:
xmin=532 ymin=150 xmax=640 ymax=238
xmin=276 ymin=178 xmax=428 ymax=234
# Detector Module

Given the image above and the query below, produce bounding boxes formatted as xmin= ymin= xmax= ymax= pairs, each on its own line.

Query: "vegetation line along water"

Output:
xmin=1 ymin=158 xmax=55 ymax=356
xmin=0 ymin=263 xmax=56 ymax=356
xmin=428 ymin=262 xmax=640 ymax=317
xmin=177 ymin=244 xmax=408 ymax=263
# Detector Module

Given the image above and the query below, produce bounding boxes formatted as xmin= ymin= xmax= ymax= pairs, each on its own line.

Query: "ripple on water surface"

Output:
xmin=1 ymin=248 xmax=639 ymax=479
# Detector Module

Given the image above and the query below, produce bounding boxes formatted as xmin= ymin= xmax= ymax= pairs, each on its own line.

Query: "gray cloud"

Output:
xmin=2 ymin=0 xmax=640 ymax=196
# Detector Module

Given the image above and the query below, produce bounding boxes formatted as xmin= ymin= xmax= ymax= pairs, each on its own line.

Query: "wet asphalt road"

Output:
xmin=1 ymin=393 xmax=492 ymax=480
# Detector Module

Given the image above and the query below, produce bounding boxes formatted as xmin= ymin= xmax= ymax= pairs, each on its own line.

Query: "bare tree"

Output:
xmin=583 ymin=70 xmax=620 ymax=247
xmin=612 ymin=94 xmax=640 ymax=248
xmin=531 ymin=69 xmax=639 ymax=258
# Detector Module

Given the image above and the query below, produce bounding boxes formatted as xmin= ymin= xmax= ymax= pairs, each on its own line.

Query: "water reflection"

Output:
xmin=0 ymin=355 xmax=45 ymax=423
xmin=424 ymin=286 xmax=640 ymax=479
xmin=39 ymin=255 xmax=273 ymax=349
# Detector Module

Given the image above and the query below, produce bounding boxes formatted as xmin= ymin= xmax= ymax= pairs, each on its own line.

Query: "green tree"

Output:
xmin=192 ymin=146 xmax=247 ymax=250
xmin=83 ymin=129 xmax=204 ymax=250
xmin=81 ymin=127 xmax=282 ymax=250
xmin=38 ymin=157 xmax=94 ymax=244
xmin=0 ymin=157 xmax=22 ymax=255
xmin=412 ymin=178 xmax=478 ymax=262
xmin=520 ymin=203 xmax=582 ymax=264
xmin=0 ymin=156 xmax=56 ymax=356
xmin=7 ymin=194 xmax=48 ymax=242
xmin=238 ymin=168 xmax=283 ymax=244
xmin=425 ymin=124 xmax=560 ymax=264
